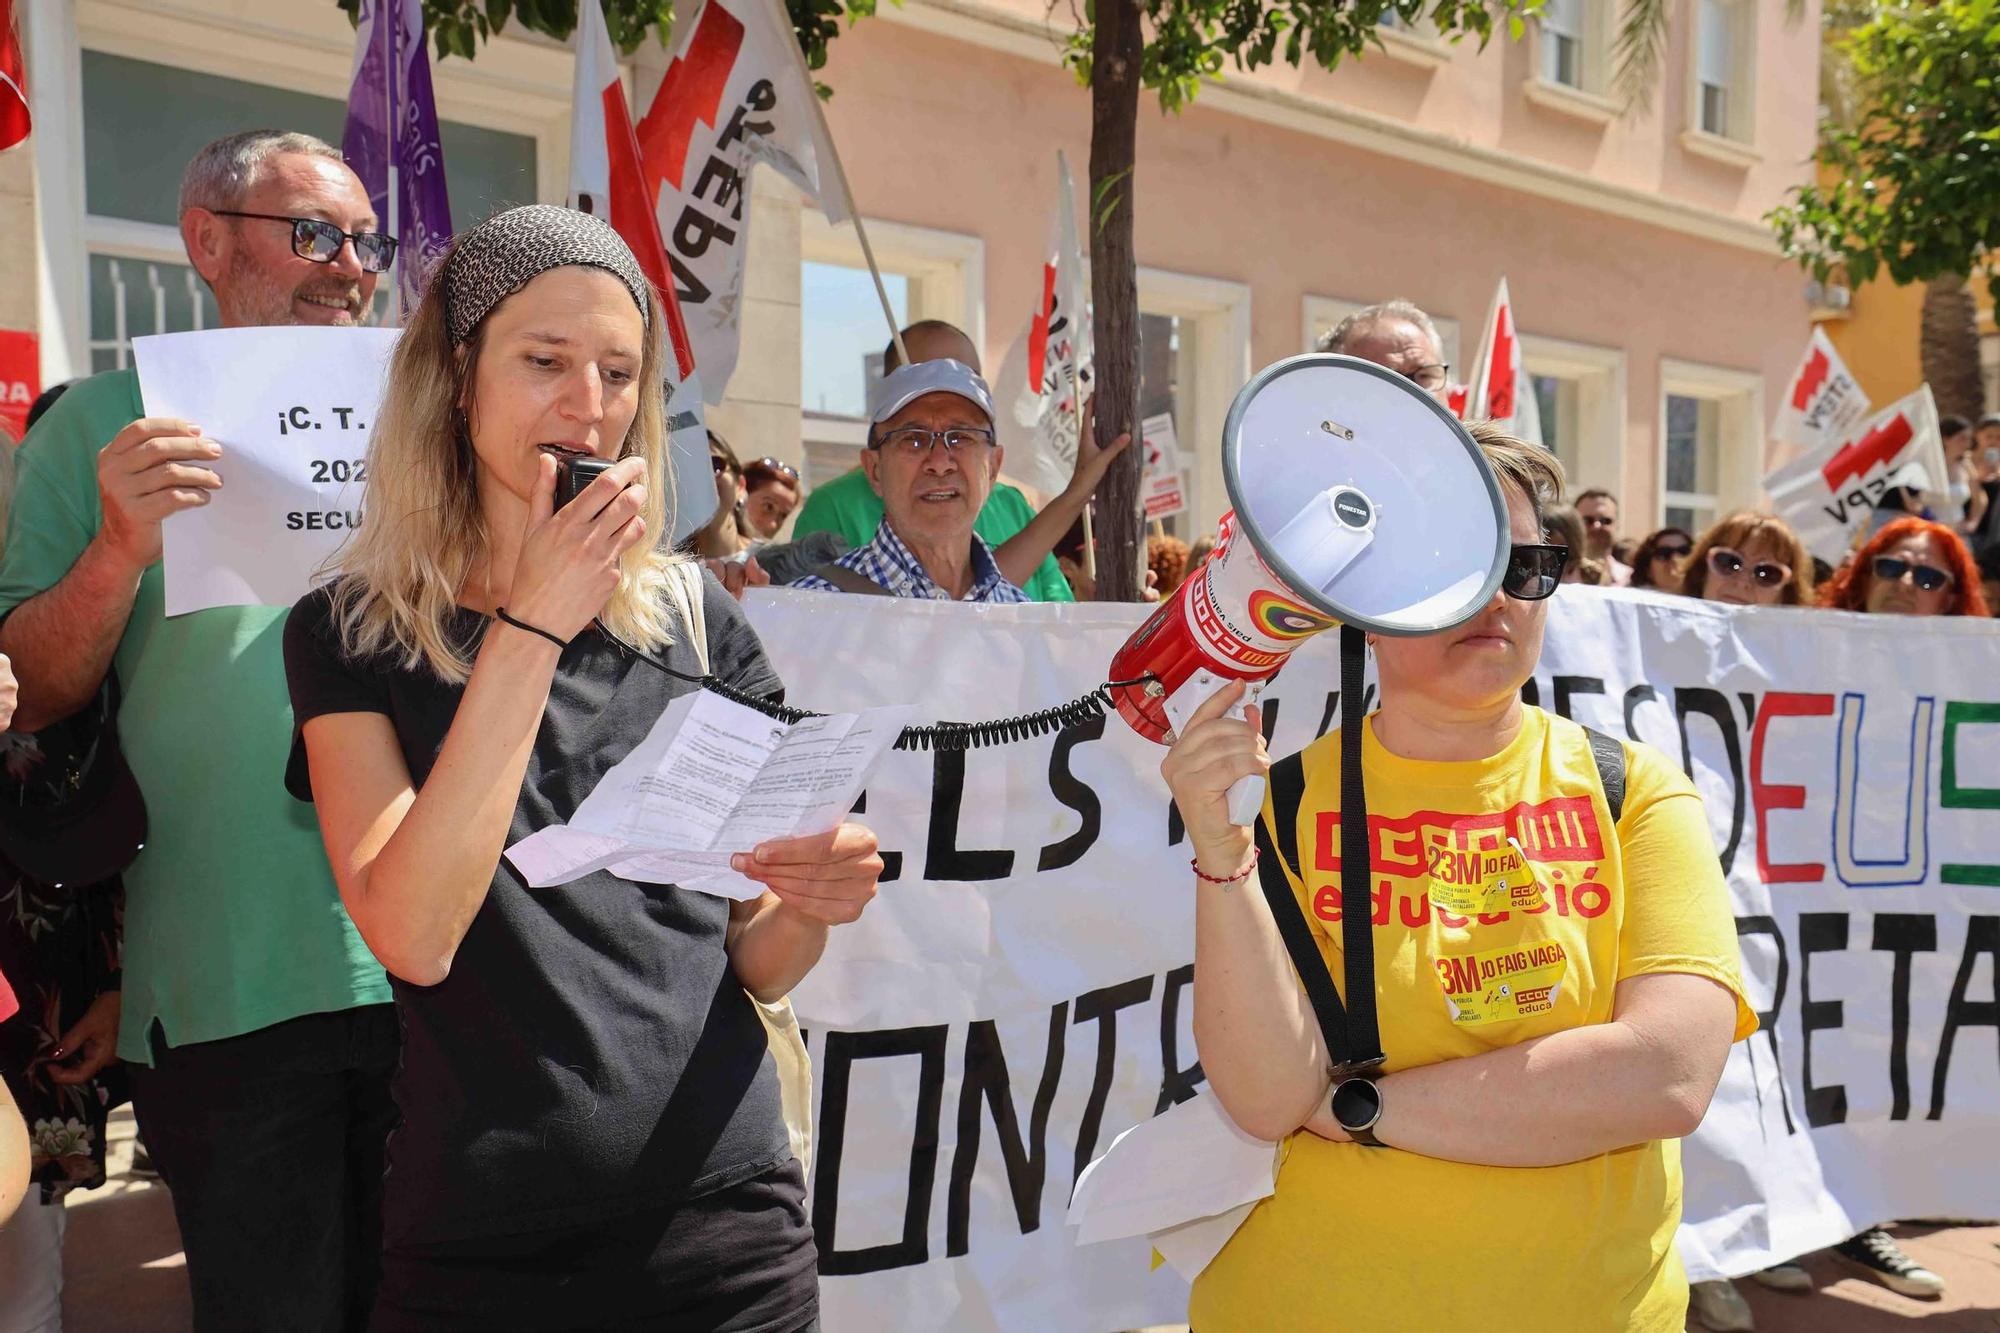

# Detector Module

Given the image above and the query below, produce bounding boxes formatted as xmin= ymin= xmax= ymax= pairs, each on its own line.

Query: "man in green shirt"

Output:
xmin=791 ymin=320 xmax=1127 ymax=602
xmin=0 ymin=131 xmax=396 ymax=1328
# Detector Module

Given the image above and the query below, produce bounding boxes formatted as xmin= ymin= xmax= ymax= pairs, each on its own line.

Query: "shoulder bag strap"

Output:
xmin=811 ymin=564 xmax=894 ymax=597
xmin=1582 ymin=724 xmax=1627 ymax=825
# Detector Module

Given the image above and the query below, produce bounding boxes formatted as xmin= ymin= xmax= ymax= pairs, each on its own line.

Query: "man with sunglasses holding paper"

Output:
xmin=0 ymin=130 xmax=398 ymax=1328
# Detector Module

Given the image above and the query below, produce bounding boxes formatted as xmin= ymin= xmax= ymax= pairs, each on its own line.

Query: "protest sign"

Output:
xmin=736 ymin=587 xmax=2000 ymax=1330
xmin=1773 ymin=326 xmax=1870 ymax=451
xmin=1005 ymin=152 xmax=1092 ymax=500
xmin=1139 ymin=412 xmax=1186 ymax=521
xmin=0 ymin=328 xmax=37 ymax=439
xmin=134 ymin=327 xmax=400 ymax=617
xmin=1766 ymin=385 xmax=1957 ymax=563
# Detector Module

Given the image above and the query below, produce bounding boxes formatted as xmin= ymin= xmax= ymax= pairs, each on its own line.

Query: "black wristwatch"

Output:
xmin=1331 ymin=1075 xmax=1386 ymax=1148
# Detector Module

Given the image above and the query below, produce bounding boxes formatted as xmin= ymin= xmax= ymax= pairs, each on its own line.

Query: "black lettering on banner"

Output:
xmin=671 ymin=207 xmax=737 ymax=260
xmin=330 ymin=406 xmax=355 ymax=429
xmin=1156 ymin=963 xmax=1205 ymax=1114
xmin=945 ymin=1004 xmax=1068 ymax=1257
xmin=814 ymin=1026 xmax=948 ymax=1276
xmin=690 ymin=156 xmax=744 ymax=219
xmin=925 ymin=748 xmax=1014 ymax=881
xmin=1799 ymin=912 xmax=1849 ymax=1127
xmin=1039 ymin=714 xmax=1106 ymax=872
xmin=1623 ymin=684 xmax=1660 ymax=744
xmin=850 ymin=791 xmax=901 ymax=883
xmin=287 ymin=405 xmax=312 ymax=431
xmin=714 ymin=80 xmax=777 ymax=152
xmin=1314 ymin=685 xmax=1375 ymax=739
xmin=1737 ymin=691 xmax=1759 ymax=731
xmin=1928 ymin=915 xmax=2000 ymax=1121
xmin=1734 ymin=916 xmax=1795 ymax=1134
xmin=1675 ymin=687 xmax=1746 ymax=874
xmin=1519 ymin=677 xmax=1539 ymax=709
xmin=1552 ymin=675 xmax=1606 ymax=723
xmin=668 ymin=250 xmax=711 ymax=306
xmin=1872 ymin=914 xmax=1938 ymax=1120
xmin=1070 ymin=975 xmax=1156 ymax=1192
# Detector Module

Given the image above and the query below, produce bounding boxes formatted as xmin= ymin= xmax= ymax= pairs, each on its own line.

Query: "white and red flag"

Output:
xmin=568 ymin=0 xmax=713 ymax=540
xmin=1765 ymin=385 xmax=1959 ymax=563
xmin=1772 ymin=326 xmax=1871 ymax=451
xmin=1001 ymin=151 xmax=1092 ymax=498
xmin=633 ymin=0 xmax=850 ymax=404
xmin=1464 ymin=277 xmax=1544 ymax=448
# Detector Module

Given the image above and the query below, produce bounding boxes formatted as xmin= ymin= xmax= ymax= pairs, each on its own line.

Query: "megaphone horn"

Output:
xmin=1108 ymin=353 xmax=1510 ymax=823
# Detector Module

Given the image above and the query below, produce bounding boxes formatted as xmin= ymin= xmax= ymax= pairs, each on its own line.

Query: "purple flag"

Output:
xmin=342 ymin=0 xmax=453 ymax=317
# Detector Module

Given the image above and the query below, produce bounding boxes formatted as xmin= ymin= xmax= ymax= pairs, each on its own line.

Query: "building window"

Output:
xmin=1663 ymin=393 xmax=1720 ymax=534
xmin=1540 ymin=0 xmax=1585 ymax=88
xmin=1532 ymin=373 xmax=1578 ymax=474
xmin=1694 ymin=0 xmax=1753 ymax=141
xmin=79 ymin=49 xmax=537 ymax=370
xmin=800 ymin=261 xmax=909 ymax=420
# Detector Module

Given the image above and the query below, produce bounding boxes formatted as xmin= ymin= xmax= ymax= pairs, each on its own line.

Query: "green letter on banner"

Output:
xmin=1942 ymin=701 xmax=2000 ymax=886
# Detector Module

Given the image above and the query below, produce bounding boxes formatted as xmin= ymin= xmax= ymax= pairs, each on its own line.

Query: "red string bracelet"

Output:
xmin=1191 ymin=847 xmax=1259 ymax=885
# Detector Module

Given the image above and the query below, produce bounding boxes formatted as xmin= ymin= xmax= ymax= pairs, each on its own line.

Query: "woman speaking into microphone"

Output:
xmin=285 ymin=206 xmax=879 ymax=1331
xmin=1162 ymin=427 xmax=1756 ymax=1332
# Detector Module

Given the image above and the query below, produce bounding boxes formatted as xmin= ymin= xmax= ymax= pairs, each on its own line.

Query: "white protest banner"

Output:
xmin=735 ymin=587 xmax=2000 ymax=1331
xmin=1139 ymin=412 xmax=1187 ymax=521
xmin=134 ymin=327 xmax=400 ymax=617
xmin=634 ymin=0 xmax=849 ymax=404
xmin=1773 ymin=326 xmax=1871 ymax=451
xmin=1766 ymin=385 xmax=1958 ymax=564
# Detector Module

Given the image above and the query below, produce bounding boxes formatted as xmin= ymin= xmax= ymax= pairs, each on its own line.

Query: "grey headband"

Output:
xmin=441 ymin=204 xmax=652 ymax=347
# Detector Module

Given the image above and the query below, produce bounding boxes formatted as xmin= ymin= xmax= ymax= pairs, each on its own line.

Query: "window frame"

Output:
xmin=1657 ymin=358 xmax=1765 ymax=532
xmin=1138 ymin=266 xmax=1251 ymax=534
xmin=1519 ymin=334 xmax=1626 ymax=497
xmin=1682 ymin=0 xmax=1761 ymax=160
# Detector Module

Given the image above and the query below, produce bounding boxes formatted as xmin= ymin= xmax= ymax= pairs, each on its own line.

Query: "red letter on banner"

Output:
xmin=1752 ymin=692 xmax=1835 ymax=883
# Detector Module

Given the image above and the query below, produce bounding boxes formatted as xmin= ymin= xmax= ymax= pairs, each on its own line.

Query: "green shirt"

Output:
xmin=789 ymin=467 xmax=1074 ymax=603
xmin=0 ymin=370 xmax=390 ymax=1064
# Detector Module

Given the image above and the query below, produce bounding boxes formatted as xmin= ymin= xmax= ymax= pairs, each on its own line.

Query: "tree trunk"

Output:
xmin=1919 ymin=273 xmax=1986 ymax=423
xmin=1086 ymin=0 xmax=1145 ymax=601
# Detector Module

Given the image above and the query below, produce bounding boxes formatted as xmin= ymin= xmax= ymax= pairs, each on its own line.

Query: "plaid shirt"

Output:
xmin=792 ymin=519 xmax=1030 ymax=603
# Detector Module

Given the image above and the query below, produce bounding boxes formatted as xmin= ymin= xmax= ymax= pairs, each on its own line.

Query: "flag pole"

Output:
xmin=765 ymin=0 xmax=909 ymax=368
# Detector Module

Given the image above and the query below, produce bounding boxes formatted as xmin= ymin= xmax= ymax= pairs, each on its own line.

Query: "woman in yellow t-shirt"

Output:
xmin=1162 ymin=426 xmax=1757 ymax=1333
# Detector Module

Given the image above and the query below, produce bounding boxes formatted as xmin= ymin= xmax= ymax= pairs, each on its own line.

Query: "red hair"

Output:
xmin=1818 ymin=518 xmax=1991 ymax=616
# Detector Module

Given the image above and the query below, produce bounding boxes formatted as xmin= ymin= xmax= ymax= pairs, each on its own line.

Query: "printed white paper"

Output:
xmin=133 ymin=327 xmax=401 ymax=617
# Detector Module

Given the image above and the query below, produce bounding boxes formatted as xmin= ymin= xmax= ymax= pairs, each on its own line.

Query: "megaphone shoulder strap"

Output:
xmin=1253 ymin=625 xmax=1386 ymax=1079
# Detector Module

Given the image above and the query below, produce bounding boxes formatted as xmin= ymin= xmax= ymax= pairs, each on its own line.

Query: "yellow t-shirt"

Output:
xmin=1189 ymin=706 xmax=1757 ymax=1333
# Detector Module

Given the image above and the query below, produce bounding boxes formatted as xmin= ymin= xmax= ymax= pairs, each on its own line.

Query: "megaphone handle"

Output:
xmin=1226 ymin=773 xmax=1267 ymax=827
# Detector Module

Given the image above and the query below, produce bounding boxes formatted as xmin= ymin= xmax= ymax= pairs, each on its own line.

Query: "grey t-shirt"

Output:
xmin=284 ymin=573 xmax=798 ymax=1249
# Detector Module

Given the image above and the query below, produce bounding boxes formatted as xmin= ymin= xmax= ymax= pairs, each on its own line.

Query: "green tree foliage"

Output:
xmin=1770 ymin=0 xmax=2000 ymax=305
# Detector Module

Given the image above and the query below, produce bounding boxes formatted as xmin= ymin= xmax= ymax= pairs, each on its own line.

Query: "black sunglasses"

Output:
xmin=1652 ymin=541 xmax=1693 ymax=561
xmin=1872 ymin=554 xmax=1954 ymax=592
xmin=213 ymin=210 xmax=399 ymax=274
xmin=1502 ymin=543 xmax=1569 ymax=601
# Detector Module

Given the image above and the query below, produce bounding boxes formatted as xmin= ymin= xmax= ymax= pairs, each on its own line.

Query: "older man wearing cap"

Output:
xmin=794 ymin=359 xmax=1028 ymax=602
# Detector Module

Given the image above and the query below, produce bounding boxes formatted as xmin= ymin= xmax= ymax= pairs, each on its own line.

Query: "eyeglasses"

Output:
xmin=749 ymin=456 xmax=799 ymax=482
xmin=1581 ymin=514 xmax=1617 ymax=530
xmin=1405 ymin=363 xmax=1449 ymax=392
xmin=872 ymin=425 xmax=996 ymax=456
xmin=1872 ymin=554 xmax=1954 ymax=592
xmin=1501 ymin=543 xmax=1569 ymax=601
xmin=710 ymin=454 xmax=732 ymax=475
xmin=212 ymin=210 xmax=399 ymax=274
xmin=1652 ymin=542 xmax=1693 ymax=561
xmin=1708 ymin=547 xmax=1792 ymax=589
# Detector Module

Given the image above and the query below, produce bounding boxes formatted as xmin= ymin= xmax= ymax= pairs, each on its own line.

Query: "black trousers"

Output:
xmin=129 ymin=1005 xmax=400 ymax=1333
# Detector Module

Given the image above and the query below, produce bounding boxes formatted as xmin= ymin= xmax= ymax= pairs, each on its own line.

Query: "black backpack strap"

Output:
xmin=1583 ymin=725 xmax=1627 ymax=825
xmin=1254 ymin=752 xmax=1354 ymax=1071
xmin=1250 ymin=625 xmax=1386 ymax=1078
xmin=810 ymin=564 xmax=894 ymax=596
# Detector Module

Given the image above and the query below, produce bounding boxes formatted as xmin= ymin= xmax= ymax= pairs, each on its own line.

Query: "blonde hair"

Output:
xmin=1465 ymin=418 xmax=1566 ymax=524
xmin=326 ymin=253 xmax=685 ymax=682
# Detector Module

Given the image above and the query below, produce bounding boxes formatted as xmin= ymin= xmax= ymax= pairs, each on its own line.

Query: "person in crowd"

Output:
xmin=1315 ymin=299 xmax=1450 ymax=401
xmin=1164 ymin=422 xmax=1755 ymax=1331
xmin=1612 ymin=536 xmax=1640 ymax=567
xmin=792 ymin=359 xmax=1027 ymax=603
xmin=1148 ymin=533 xmax=1191 ymax=599
xmin=789 ymin=320 xmax=1129 ymax=601
xmin=1186 ymin=533 xmax=1216 ymax=577
xmin=1680 ymin=513 xmax=1816 ymax=607
xmin=1964 ymin=413 xmax=2000 ymax=555
xmin=1628 ymin=526 xmax=1693 ymax=592
xmin=1574 ymin=487 xmax=1631 ymax=583
xmin=0 ymin=130 xmax=398 ymax=1328
xmin=1979 ymin=543 xmax=2000 ymax=616
xmin=286 ymin=205 xmax=882 ymax=1329
xmin=742 ymin=456 xmax=802 ymax=539
xmin=1542 ymin=504 xmax=1606 ymax=585
xmin=689 ymin=430 xmax=757 ymax=560
xmin=1819 ymin=517 xmax=1990 ymax=618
